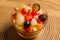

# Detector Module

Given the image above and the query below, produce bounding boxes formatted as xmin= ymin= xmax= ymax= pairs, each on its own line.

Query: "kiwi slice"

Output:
xmin=32 ymin=4 xmax=40 ymax=11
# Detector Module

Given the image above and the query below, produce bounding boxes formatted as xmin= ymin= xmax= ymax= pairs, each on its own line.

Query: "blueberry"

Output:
xmin=23 ymin=21 xmax=31 ymax=28
xmin=39 ymin=14 xmax=48 ymax=22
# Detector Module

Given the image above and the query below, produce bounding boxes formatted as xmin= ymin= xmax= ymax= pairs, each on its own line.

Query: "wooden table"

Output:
xmin=0 ymin=0 xmax=60 ymax=40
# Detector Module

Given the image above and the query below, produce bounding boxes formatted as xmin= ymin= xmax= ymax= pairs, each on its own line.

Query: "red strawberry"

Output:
xmin=31 ymin=9 xmax=37 ymax=17
xmin=36 ymin=19 xmax=43 ymax=24
xmin=24 ymin=27 xmax=30 ymax=32
xmin=21 ymin=8 xmax=27 ymax=15
xmin=25 ymin=13 xmax=32 ymax=21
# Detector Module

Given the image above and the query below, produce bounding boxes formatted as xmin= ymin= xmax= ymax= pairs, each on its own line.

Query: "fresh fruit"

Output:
xmin=37 ymin=24 xmax=43 ymax=30
xmin=31 ymin=9 xmax=37 ymax=17
xmin=29 ymin=27 xmax=33 ymax=32
xmin=31 ymin=27 xmax=37 ymax=32
xmin=31 ymin=18 xmax=37 ymax=26
xmin=25 ymin=13 xmax=32 ymax=21
xmin=24 ymin=27 xmax=30 ymax=32
xmin=15 ymin=24 xmax=24 ymax=31
xmin=36 ymin=19 xmax=43 ymax=24
xmin=23 ymin=21 xmax=31 ymax=28
xmin=32 ymin=4 xmax=40 ymax=11
xmin=16 ymin=13 xmax=25 ymax=25
xmin=21 ymin=8 xmax=27 ymax=15
xmin=38 ymin=14 xmax=48 ymax=22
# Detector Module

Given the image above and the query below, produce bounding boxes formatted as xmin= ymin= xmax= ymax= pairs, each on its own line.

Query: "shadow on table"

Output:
xmin=4 ymin=25 xmax=34 ymax=40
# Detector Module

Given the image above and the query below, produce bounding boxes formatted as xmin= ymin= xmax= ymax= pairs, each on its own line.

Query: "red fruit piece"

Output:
xmin=21 ymin=8 xmax=27 ymax=15
xmin=12 ymin=13 xmax=17 ymax=19
xmin=24 ymin=27 xmax=30 ymax=32
xmin=31 ymin=9 xmax=37 ymax=17
xmin=36 ymin=19 xmax=43 ymax=24
xmin=25 ymin=14 xmax=32 ymax=21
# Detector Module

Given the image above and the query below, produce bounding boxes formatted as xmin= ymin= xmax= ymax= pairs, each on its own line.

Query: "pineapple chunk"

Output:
xmin=37 ymin=24 xmax=43 ymax=30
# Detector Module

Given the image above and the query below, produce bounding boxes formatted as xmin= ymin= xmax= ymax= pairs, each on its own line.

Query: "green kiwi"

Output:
xmin=32 ymin=4 xmax=40 ymax=11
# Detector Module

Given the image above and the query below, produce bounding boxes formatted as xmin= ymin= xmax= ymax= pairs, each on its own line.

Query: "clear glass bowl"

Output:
xmin=12 ymin=3 xmax=48 ymax=39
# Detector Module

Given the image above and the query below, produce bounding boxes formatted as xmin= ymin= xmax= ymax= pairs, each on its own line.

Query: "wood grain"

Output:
xmin=0 ymin=0 xmax=60 ymax=40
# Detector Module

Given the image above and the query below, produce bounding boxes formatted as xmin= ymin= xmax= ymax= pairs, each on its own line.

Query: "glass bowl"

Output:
xmin=12 ymin=3 xmax=48 ymax=39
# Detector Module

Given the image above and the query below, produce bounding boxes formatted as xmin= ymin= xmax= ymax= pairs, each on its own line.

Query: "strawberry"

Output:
xmin=36 ymin=19 xmax=43 ymax=24
xmin=24 ymin=27 xmax=30 ymax=32
xmin=21 ymin=8 xmax=27 ymax=15
xmin=31 ymin=9 xmax=37 ymax=17
xmin=25 ymin=13 xmax=32 ymax=21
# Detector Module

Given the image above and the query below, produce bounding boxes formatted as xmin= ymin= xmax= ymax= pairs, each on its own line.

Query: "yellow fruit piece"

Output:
xmin=29 ymin=27 xmax=33 ymax=32
xmin=18 ymin=26 xmax=24 ymax=31
xmin=15 ymin=24 xmax=24 ymax=32
xmin=30 ymin=27 xmax=37 ymax=32
xmin=37 ymin=24 xmax=43 ymax=30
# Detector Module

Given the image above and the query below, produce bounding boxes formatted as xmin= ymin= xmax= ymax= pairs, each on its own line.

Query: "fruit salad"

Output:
xmin=12 ymin=4 xmax=48 ymax=32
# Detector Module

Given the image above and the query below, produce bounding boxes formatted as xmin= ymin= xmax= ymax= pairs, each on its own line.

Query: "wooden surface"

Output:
xmin=0 ymin=0 xmax=60 ymax=40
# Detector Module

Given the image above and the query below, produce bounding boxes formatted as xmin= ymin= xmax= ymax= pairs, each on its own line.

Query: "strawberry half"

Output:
xmin=36 ymin=19 xmax=43 ymax=24
xmin=25 ymin=13 xmax=32 ymax=21
xmin=21 ymin=8 xmax=27 ymax=15
xmin=31 ymin=9 xmax=37 ymax=17
xmin=24 ymin=27 xmax=30 ymax=32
